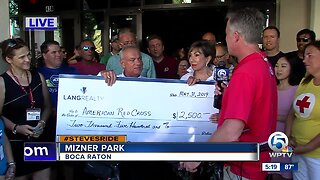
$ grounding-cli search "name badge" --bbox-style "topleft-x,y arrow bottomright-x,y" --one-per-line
26,108 -> 41,121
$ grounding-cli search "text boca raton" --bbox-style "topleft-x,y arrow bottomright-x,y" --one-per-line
61,144 -> 124,160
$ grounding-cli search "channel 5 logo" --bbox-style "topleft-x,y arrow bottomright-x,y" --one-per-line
215,68 -> 229,81
268,132 -> 293,158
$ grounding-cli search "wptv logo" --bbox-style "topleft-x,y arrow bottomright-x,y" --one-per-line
268,132 -> 293,158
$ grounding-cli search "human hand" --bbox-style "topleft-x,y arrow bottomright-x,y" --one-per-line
214,82 -> 228,95
294,143 -> 315,154
16,125 -> 34,137
101,70 -> 117,86
5,163 -> 15,180
31,121 -> 45,138
288,136 -> 297,148
209,113 -> 220,123
179,162 -> 201,172
186,76 -> 200,86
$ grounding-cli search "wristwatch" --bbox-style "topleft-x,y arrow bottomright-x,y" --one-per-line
12,124 -> 18,134
8,161 -> 16,166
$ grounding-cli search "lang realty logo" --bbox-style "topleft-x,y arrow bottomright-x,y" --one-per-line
268,132 -> 293,158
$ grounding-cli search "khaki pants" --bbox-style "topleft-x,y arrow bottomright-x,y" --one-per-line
223,166 -> 250,180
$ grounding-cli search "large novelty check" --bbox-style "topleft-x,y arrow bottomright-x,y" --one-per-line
56,75 -> 218,142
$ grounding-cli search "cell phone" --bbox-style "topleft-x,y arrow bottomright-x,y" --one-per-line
32,126 -> 42,133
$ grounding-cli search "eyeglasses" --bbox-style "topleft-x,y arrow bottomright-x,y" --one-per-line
296,37 -> 310,43
82,46 -> 96,51
215,53 -> 226,59
121,41 -> 135,46
179,64 -> 189,68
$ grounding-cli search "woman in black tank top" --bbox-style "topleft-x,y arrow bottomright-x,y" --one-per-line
0,38 -> 51,179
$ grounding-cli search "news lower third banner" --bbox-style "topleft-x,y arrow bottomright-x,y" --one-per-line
56,75 -> 218,142
24,142 -> 259,161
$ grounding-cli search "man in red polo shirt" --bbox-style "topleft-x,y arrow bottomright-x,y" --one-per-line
70,40 -> 106,75
147,34 -> 178,79
182,8 -> 277,180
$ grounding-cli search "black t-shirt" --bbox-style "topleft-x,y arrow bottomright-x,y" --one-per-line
267,51 -> 285,68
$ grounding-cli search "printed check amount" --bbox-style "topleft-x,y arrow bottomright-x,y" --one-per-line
56,75 -> 218,142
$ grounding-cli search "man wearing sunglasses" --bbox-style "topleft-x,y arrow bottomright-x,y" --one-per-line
286,28 -> 316,83
70,40 -> 106,75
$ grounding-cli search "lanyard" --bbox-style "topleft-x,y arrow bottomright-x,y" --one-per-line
10,69 -> 35,108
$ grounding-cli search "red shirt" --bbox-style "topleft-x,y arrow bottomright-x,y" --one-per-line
218,52 -> 277,180
70,61 -> 106,75
154,56 -> 178,79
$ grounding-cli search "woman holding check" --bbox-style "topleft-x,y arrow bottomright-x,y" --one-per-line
180,40 -> 215,85
0,38 -> 51,180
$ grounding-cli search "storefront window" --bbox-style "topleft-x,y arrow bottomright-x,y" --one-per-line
82,12 -> 104,53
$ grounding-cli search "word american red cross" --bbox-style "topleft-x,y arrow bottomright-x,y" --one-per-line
296,96 -> 311,113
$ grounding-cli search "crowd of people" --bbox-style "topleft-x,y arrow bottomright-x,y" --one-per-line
0,6 -> 319,180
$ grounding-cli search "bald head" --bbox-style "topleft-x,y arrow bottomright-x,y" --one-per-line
120,46 -> 143,77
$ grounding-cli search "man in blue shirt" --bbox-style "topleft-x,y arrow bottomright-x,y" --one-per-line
38,40 -> 79,179
38,40 -> 79,108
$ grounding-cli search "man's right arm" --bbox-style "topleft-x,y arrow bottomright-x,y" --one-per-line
181,118 -> 244,172
209,119 -> 245,142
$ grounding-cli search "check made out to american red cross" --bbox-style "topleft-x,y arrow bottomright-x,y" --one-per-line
56,74 -> 219,142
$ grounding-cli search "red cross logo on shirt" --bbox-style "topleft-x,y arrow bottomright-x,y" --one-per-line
296,96 -> 311,113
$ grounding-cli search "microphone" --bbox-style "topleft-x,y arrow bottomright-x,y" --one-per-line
213,60 -> 229,109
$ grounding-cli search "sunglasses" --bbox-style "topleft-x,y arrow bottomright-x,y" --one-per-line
82,46 -> 96,51
3,38 -> 25,54
296,37 -> 310,43
5,38 -> 23,49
